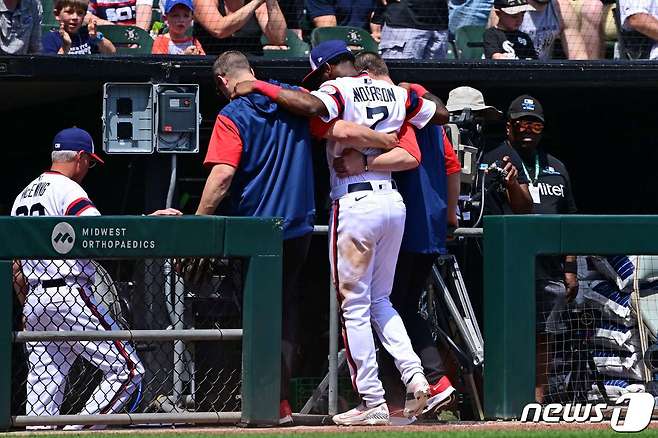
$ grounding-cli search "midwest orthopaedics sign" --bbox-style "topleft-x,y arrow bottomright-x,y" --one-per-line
521,393 -> 654,432
81,226 -> 157,250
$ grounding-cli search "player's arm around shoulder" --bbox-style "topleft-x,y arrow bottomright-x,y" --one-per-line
232,80 -> 329,118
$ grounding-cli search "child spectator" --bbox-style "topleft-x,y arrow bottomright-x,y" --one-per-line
484,0 -> 537,59
42,0 -> 116,54
152,0 -> 205,54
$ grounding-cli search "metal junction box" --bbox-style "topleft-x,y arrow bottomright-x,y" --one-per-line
103,82 -> 200,154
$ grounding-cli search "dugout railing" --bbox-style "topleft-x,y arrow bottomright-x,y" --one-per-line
0,216 -> 282,430
484,215 -> 658,420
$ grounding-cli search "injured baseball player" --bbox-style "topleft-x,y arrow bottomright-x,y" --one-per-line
233,40 -> 448,426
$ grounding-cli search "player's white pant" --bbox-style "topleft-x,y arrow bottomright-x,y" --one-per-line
24,284 -> 144,421
330,187 -> 424,407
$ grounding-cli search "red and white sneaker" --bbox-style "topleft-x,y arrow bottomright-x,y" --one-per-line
279,399 -> 293,426
422,376 -> 456,415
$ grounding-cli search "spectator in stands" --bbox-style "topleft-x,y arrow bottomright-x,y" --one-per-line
575,0 -> 612,59
43,0 -> 116,54
0,0 -> 42,54
193,0 -> 287,56
483,0 -> 537,59
503,95 -> 577,402
489,0 -> 588,59
152,0 -> 205,54
619,0 -> 658,60
86,0 -> 153,30
306,0 -> 377,30
378,0 -> 451,60
449,0 -> 493,35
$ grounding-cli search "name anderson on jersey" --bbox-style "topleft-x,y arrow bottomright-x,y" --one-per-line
353,86 -> 396,103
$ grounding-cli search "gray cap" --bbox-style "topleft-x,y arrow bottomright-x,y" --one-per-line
446,86 -> 503,120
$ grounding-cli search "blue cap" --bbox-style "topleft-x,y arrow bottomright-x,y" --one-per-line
53,127 -> 104,164
302,40 -> 354,88
165,0 -> 193,13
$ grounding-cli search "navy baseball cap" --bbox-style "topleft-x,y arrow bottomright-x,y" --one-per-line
508,94 -> 544,122
165,0 -> 193,13
302,40 -> 354,89
53,127 -> 104,164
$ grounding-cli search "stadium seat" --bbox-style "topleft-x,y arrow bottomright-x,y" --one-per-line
454,25 -> 485,60
40,0 -> 58,26
97,25 -> 154,54
261,29 -> 310,58
310,26 -> 378,53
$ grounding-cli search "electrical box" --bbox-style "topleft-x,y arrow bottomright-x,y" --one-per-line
103,83 -> 155,154
155,84 -> 200,153
103,82 -> 200,154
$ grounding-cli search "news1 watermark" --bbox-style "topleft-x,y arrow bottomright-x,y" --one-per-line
521,393 -> 654,432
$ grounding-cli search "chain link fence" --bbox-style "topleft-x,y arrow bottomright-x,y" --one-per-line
11,256 -> 248,428
537,255 -> 658,406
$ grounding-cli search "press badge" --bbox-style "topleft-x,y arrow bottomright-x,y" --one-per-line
529,184 -> 541,204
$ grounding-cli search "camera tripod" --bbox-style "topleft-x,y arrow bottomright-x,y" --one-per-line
300,233 -> 485,420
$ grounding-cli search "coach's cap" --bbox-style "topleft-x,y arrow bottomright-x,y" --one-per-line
446,86 -> 502,120
508,94 -> 544,122
165,0 -> 193,14
53,127 -> 104,164
302,40 -> 354,89
494,0 -> 535,14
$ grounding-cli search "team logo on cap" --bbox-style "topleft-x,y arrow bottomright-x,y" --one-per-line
52,222 -> 75,254
54,143 -> 61,149
522,98 -> 535,111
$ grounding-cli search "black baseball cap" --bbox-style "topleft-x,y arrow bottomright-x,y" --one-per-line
508,95 -> 544,122
494,0 -> 535,14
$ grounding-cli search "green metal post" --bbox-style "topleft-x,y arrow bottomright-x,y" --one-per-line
0,261 -> 12,430
483,216 -> 561,419
224,218 -> 283,426
240,255 -> 282,426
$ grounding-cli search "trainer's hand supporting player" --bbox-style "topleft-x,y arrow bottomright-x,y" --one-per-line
148,208 -> 183,216
333,148 -> 366,177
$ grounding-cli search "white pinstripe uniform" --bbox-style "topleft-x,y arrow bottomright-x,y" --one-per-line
311,73 -> 437,408
12,171 -> 144,428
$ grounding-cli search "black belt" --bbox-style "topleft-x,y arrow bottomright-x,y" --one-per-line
41,278 -> 67,289
347,181 -> 397,193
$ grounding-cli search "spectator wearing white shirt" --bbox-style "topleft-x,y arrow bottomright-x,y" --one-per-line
619,0 -> 658,59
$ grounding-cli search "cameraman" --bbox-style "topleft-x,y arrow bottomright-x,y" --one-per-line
447,87 -> 533,216
504,95 -> 577,402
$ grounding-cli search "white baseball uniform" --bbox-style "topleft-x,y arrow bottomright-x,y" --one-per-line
311,74 -> 436,407
12,171 -> 144,425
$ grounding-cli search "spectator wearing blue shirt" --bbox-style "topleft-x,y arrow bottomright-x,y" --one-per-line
42,0 -> 115,54
448,0 -> 493,35
306,0 -> 378,30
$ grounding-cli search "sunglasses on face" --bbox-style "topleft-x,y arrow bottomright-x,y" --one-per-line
514,120 -> 544,134
79,152 -> 97,168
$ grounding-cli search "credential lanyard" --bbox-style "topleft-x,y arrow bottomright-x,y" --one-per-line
521,154 -> 540,185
